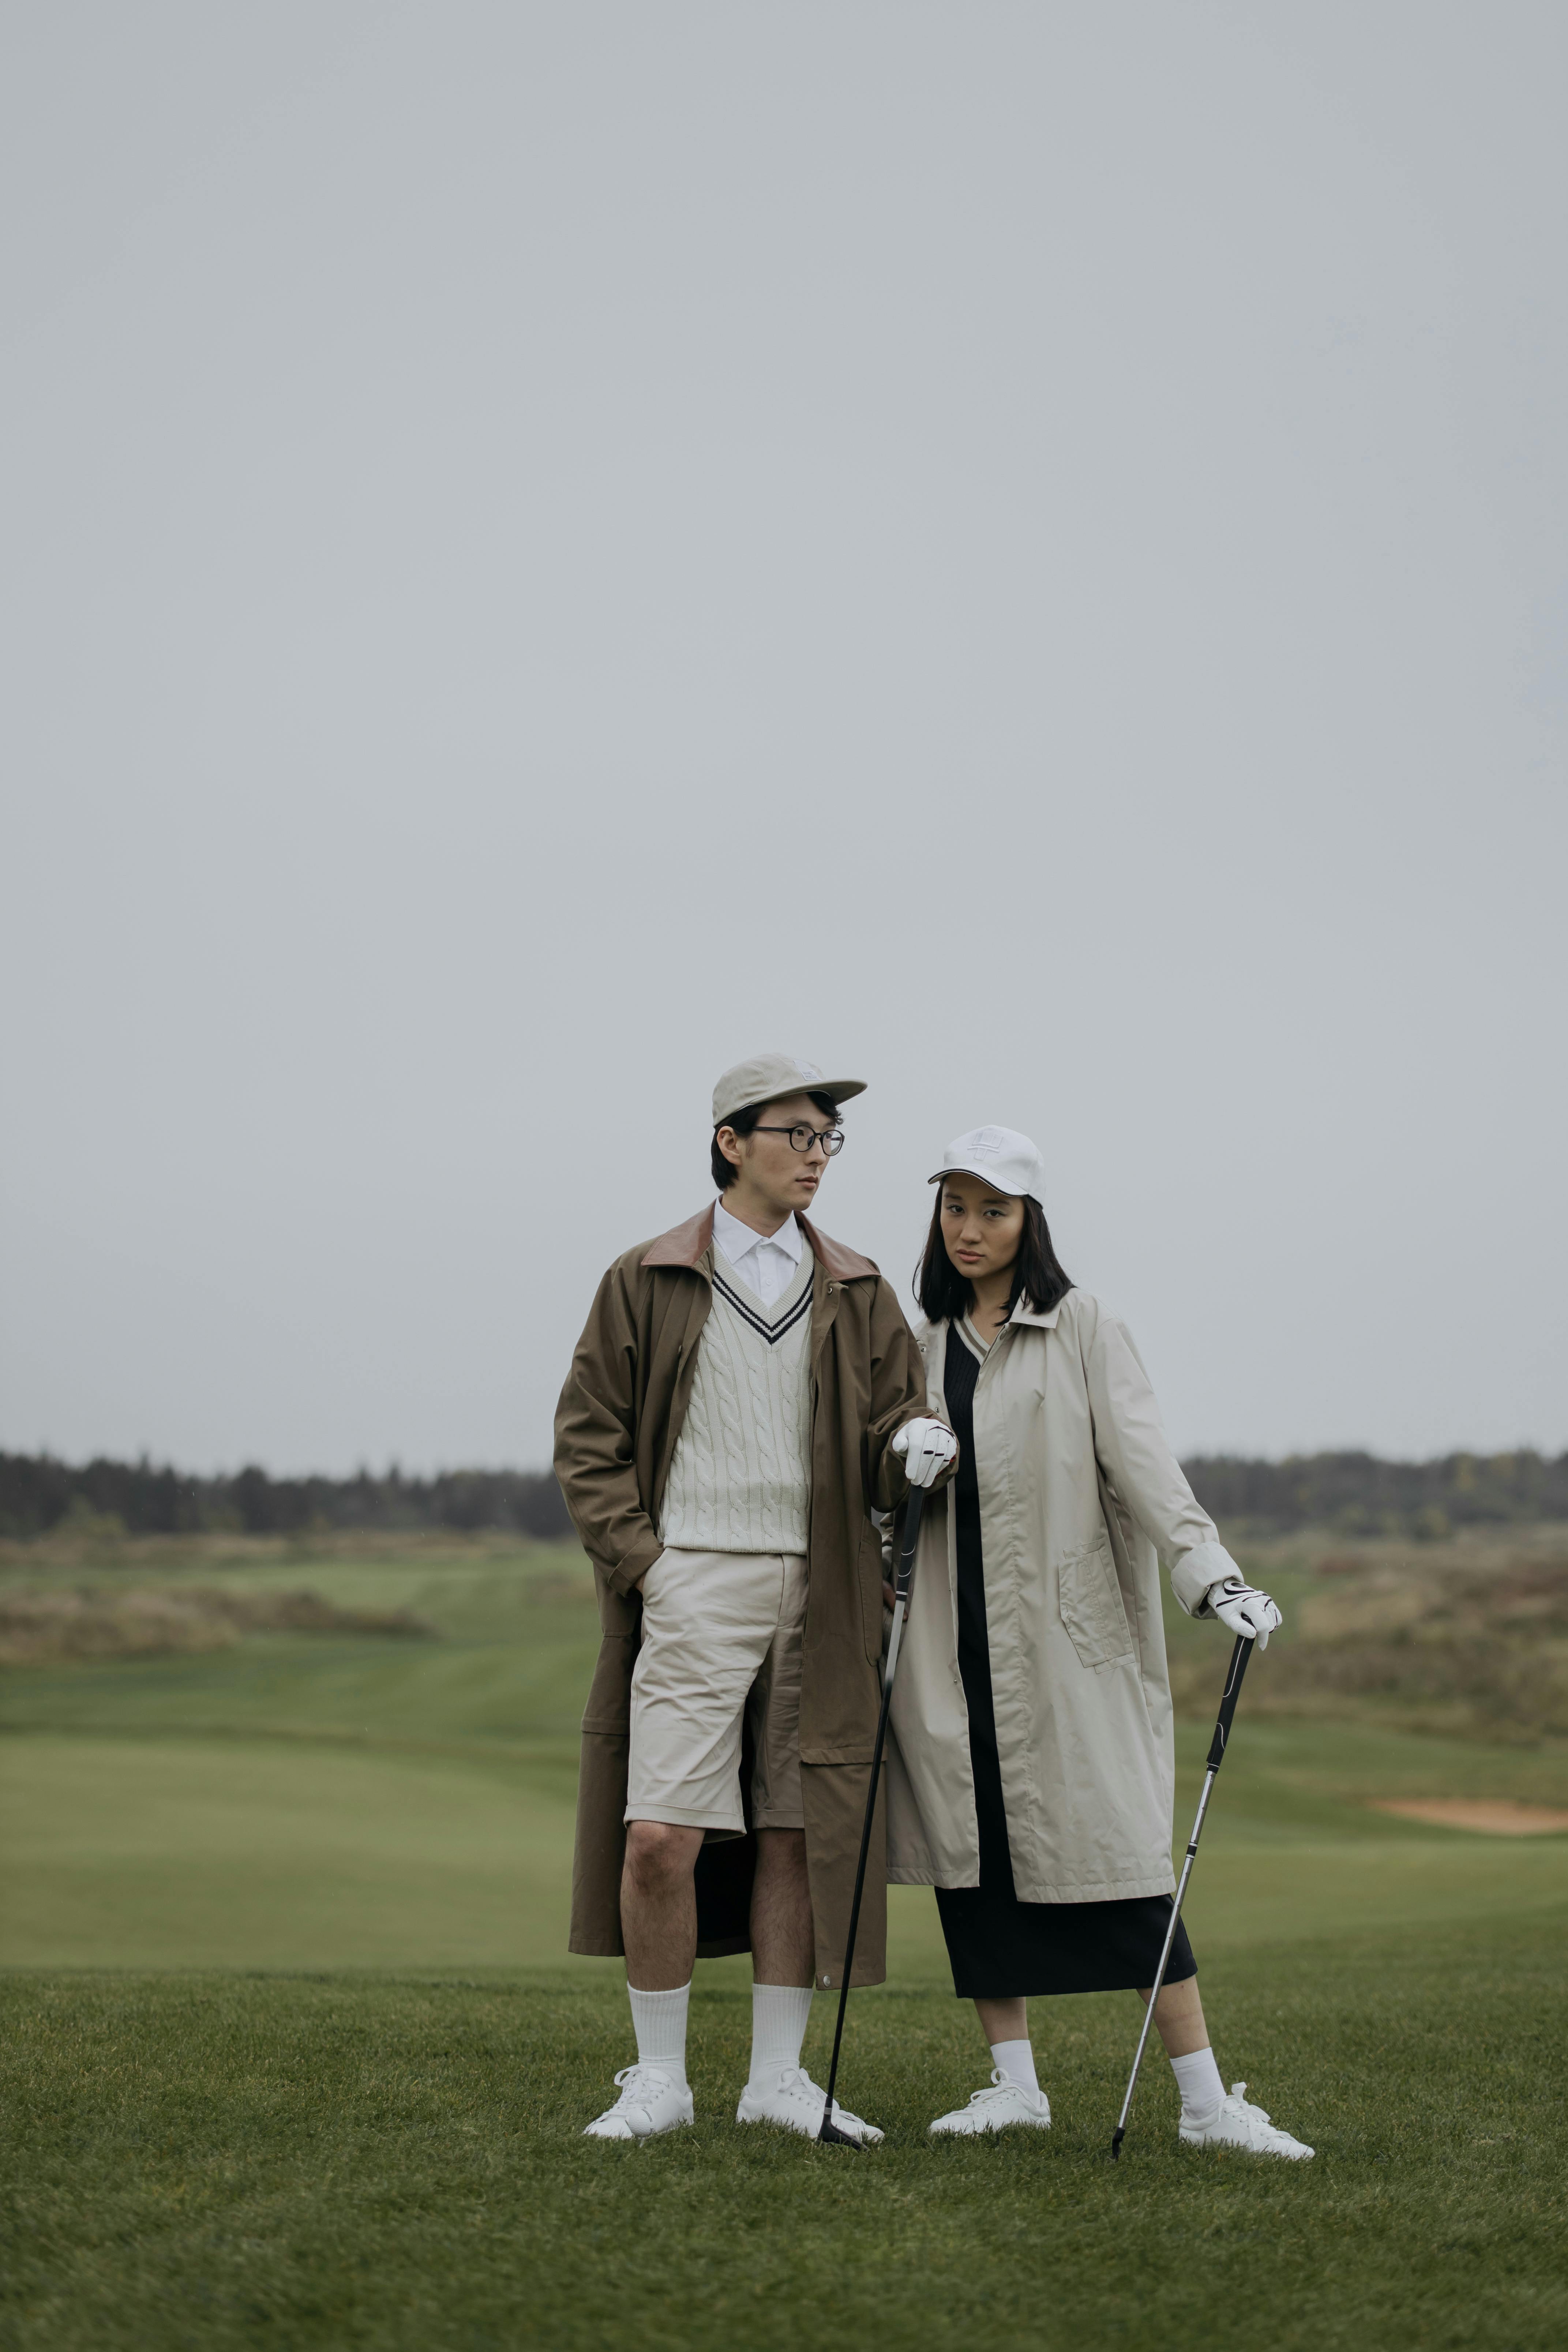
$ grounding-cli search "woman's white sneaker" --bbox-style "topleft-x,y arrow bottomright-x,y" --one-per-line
736,2064 -> 884,2144
930,2071 -> 1053,2136
1180,2081 -> 1313,2160
582,2064 -> 694,2141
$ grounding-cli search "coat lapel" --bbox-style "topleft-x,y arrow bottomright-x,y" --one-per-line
641,1204 -> 715,1269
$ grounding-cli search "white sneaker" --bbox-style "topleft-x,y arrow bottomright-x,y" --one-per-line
735,2064 -> 885,2145
929,2070 -> 1053,2137
1181,2081 -> 1314,2160
582,2064 -> 694,2141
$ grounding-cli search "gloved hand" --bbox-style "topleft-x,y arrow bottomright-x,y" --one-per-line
890,1416 -> 959,1489
1204,1573 -> 1282,1649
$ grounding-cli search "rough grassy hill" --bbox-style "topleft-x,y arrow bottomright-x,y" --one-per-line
1170,1527 -> 1568,1742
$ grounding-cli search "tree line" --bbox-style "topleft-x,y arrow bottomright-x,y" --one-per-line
1184,1448 -> 1568,1539
2,1445 -> 1565,1544
0,1454 -> 572,1542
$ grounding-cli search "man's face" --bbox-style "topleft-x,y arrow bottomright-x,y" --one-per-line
719,1092 -> 839,1221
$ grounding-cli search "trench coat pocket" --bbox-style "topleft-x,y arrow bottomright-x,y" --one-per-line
581,1633 -> 636,1733
1057,1539 -> 1136,1670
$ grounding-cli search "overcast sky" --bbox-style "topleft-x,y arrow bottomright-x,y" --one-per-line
3,1 -> 1564,1477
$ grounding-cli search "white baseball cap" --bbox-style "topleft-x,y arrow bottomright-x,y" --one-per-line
712,1053 -> 867,1128
928,1124 -> 1044,1200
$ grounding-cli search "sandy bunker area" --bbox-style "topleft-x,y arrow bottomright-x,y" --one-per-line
1367,1799 -> 1568,1835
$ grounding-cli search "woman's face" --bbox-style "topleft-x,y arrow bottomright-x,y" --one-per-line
940,1175 -> 1025,1285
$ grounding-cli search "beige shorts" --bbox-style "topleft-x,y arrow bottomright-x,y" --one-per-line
625,1546 -> 807,1834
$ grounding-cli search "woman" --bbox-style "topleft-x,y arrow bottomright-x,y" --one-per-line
885,1125 -> 1312,2158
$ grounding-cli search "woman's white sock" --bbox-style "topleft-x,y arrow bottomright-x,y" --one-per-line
749,1984 -> 814,2089
990,2037 -> 1040,2096
1170,2045 -> 1225,2120
627,1982 -> 690,2086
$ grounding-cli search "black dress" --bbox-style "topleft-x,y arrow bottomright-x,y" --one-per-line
933,1319 -> 1197,2000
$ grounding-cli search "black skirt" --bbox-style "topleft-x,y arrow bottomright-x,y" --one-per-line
934,1320 -> 1197,2001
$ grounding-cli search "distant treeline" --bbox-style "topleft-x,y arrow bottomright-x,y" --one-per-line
1188,1449 -> 1568,1538
0,1454 -> 573,1543
3,1446 -> 1566,1545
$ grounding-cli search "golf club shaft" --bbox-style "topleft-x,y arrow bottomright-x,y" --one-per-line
819,1486 -> 925,2134
1110,1633 -> 1253,2158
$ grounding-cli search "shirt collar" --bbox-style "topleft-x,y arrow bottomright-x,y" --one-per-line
713,1196 -> 802,1265
1009,1293 -> 1067,1329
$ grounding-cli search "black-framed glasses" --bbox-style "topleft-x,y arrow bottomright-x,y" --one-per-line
753,1124 -> 845,1156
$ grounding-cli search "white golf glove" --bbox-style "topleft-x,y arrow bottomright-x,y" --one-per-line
1204,1573 -> 1282,1650
890,1416 -> 959,1489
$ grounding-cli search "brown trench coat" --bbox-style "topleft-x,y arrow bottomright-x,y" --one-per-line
553,1203 -> 929,1988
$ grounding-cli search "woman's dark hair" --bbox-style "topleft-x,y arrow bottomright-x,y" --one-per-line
915,1187 -> 1073,1323
711,1092 -> 843,1192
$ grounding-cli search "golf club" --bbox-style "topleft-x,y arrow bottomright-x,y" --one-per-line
1110,1631 -> 1255,2160
817,1483 -> 926,2146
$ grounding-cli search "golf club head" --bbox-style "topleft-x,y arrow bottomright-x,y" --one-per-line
818,2113 -> 863,2148
1110,2126 -> 1126,2161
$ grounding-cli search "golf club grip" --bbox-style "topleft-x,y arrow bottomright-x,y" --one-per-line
1204,1634 -> 1254,1771
894,1485 -> 924,1602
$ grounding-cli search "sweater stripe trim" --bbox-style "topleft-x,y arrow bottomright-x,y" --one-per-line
711,1270 -> 814,1346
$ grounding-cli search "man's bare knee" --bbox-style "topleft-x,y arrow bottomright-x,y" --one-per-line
624,1821 -> 702,1892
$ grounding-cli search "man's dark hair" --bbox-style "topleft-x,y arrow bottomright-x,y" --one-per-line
711,1092 -> 843,1192
915,1189 -> 1073,1323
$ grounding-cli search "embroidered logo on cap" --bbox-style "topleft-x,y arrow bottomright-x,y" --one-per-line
965,1127 -> 1008,1158
794,1059 -> 823,1080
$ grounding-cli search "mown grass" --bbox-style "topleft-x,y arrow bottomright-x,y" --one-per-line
7,1719 -> 1568,1974
3,1535 -> 1567,2348
4,1924 -> 1566,2352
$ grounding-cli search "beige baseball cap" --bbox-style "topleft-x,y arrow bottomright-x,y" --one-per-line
712,1053 -> 867,1128
928,1124 -> 1044,1198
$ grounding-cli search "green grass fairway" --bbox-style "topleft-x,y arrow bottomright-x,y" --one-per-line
4,1928 -> 1566,2352
6,1539 -> 1567,1976
3,1537 -> 1568,2347
0,1735 -> 589,1970
7,1721 -> 1568,1976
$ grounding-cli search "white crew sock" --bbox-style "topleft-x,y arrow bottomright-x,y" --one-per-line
1170,2045 -> 1225,2121
627,1982 -> 690,2086
748,1984 -> 814,2090
990,2038 -> 1040,2096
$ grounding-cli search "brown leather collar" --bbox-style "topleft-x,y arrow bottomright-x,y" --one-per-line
800,1213 -> 878,1281
641,1205 -> 714,1269
641,1204 -> 877,1282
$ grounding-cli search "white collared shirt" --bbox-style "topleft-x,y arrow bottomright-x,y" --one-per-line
712,1195 -> 804,1308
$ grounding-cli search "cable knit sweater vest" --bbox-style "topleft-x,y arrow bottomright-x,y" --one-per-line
658,1242 -> 815,1553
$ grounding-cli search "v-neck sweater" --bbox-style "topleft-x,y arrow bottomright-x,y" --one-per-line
657,1241 -> 815,1553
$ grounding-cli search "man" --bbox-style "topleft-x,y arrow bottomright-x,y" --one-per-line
555,1053 -> 957,2143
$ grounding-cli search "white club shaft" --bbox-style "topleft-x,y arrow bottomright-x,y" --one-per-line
1113,1767 -> 1217,2141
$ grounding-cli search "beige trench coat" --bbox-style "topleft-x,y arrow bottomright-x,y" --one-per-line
554,1204 -> 929,1988
885,1289 -> 1238,1904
